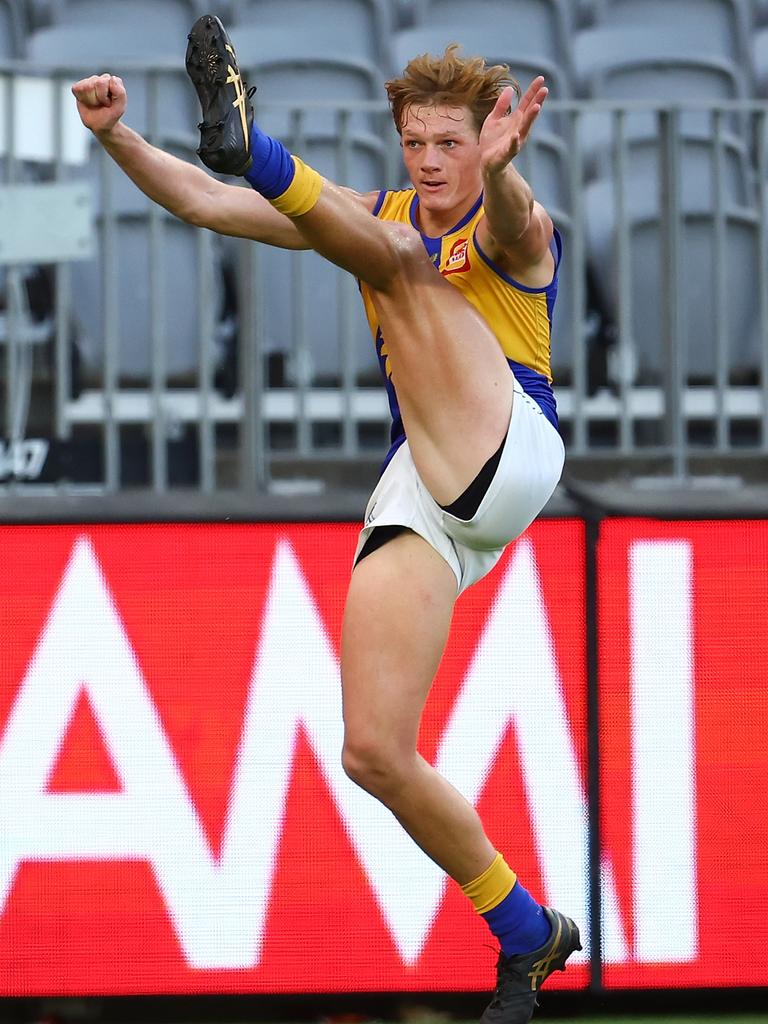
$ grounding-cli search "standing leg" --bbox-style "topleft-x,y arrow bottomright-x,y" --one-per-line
341,529 -> 496,882
342,530 -> 552,956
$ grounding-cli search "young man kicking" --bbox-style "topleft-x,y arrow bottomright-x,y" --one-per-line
72,15 -> 580,1021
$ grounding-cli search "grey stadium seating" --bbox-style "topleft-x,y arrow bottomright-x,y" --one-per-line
391,22 -> 571,101
67,139 -> 227,383
573,25 -> 748,105
573,24 -> 750,182
21,8 -> 222,383
588,0 -> 750,64
26,21 -> 198,146
751,26 -> 768,95
228,24 -> 382,138
38,0 -> 209,29
9,0 -> 764,416
250,133 -> 387,385
584,176 -> 762,385
231,0 -> 394,69
0,0 -> 28,56
410,0 -> 573,71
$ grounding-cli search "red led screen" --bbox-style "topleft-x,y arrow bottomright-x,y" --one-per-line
0,521 -> 587,995
0,518 -> 766,995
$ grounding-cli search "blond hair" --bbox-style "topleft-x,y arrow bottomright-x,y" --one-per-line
385,44 -> 520,135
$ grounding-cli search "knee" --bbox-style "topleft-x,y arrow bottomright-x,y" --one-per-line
341,734 -> 410,801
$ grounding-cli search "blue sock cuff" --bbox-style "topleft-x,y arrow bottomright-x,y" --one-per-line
243,125 -> 295,199
482,881 -> 551,958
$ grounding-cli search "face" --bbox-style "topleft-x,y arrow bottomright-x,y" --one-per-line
400,104 -> 482,222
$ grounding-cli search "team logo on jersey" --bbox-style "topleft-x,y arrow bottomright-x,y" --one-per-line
442,237 -> 470,275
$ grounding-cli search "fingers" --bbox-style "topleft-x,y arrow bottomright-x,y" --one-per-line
522,96 -> 545,132
519,76 -> 546,105
515,79 -> 547,145
108,75 -> 126,103
488,85 -> 515,120
517,77 -> 547,115
71,73 -> 121,108
491,78 -> 547,130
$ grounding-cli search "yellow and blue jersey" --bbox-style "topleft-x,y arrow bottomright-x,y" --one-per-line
360,188 -> 561,467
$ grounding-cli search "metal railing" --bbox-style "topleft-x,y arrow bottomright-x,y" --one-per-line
1,64 -> 767,492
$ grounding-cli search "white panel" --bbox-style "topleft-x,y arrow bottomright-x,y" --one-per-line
630,539 -> 698,961
0,76 -> 90,164
0,183 -> 93,264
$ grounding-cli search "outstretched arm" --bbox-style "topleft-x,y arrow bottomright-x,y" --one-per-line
475,79 -> 554,278
72,73 -> 311,248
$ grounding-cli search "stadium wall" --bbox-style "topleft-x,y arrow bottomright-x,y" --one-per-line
0,507 -> 766,998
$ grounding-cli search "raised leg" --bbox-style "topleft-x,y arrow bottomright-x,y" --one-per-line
186,16 -> 516,506
294,188 -> 515,505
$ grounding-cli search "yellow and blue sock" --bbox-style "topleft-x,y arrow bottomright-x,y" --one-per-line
244,124 -> 322,216
461,853 -> 551,957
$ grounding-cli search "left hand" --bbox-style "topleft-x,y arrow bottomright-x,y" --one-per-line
479,78 -> 548,175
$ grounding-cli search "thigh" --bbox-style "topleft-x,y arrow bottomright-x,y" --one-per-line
341,530 -> 457,753
370,258 -> 515,508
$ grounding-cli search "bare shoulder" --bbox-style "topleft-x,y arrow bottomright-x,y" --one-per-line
478,200 -> 555,288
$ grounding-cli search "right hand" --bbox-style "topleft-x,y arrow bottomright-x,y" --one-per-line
71,73 -> 126,134
479,78 -> 547,177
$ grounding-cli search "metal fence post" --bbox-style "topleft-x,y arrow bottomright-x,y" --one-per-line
659,107 -> 687,480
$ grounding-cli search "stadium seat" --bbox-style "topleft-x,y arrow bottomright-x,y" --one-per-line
229,24 -> 382,137
584,176 -> 762,384
41,0 -> 208,30
751,27 -> 768,96
589,0 -> 750,64
257,245 -> 382,387
573,25 -> 749,179
391,23 -> 571,101
71,218 -> 226,385
573,26 -> 748,102
231,0 -> 394,68
26,23 -> 198,148
514,129 -> 571,215
410,0 -> 573,71
67,139 -> 227,383
251,133 -> 386,384
0,0 -> 28,57
581,124 -> 754,207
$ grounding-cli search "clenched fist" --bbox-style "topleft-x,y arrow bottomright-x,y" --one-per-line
71,73 -> 127,134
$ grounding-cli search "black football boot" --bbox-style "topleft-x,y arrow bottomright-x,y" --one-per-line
185,14 -> 254,175
481,908 -> 582,1024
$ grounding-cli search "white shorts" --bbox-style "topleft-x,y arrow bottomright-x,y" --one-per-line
353,379 -> 565,594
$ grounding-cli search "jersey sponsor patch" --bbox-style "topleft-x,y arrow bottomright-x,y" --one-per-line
443,237 -> 470,275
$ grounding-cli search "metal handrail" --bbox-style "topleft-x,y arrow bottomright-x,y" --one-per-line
0,68 -> 765,491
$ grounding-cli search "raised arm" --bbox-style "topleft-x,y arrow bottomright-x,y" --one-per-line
475,79 -> 554,283
71,73 -> 310,249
